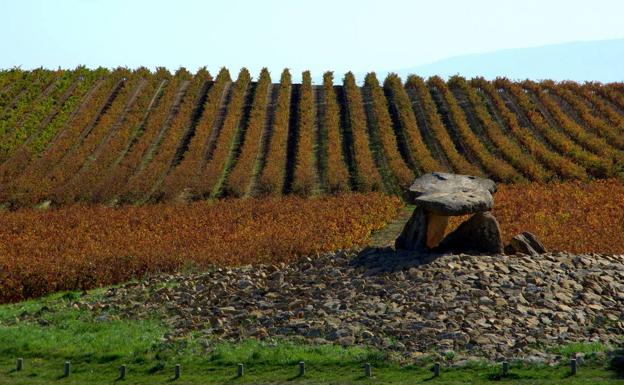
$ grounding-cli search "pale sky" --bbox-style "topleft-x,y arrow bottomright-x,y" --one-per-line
1,0 -> 623,80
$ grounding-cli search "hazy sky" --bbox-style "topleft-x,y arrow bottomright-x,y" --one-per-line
1,0 -> 623,79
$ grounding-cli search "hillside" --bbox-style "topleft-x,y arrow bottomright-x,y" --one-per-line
392,39 -> 624,82
1,67 -> 624,207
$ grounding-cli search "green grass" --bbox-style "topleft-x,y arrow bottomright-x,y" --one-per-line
369,205 -> 415,247
549,341 -> 611,358
0,291 -> 623,384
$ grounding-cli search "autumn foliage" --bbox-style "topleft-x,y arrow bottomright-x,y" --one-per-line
92,69 -> 185,203
596,83 -> 624,114
120,69 -> 205,203
342,72 -> 383,191
0,69 -> 72,162
6,72 -> 120,206
363,72 -> 414,189
545,81 -> 624,151
450,76 -> 550,182
47,68 -> 138,204
0,68 -> 103,190
498,78 -> 610,178
430,75 -> 522,183
405,75 -> 481,176
0,68 -> 60,161
572,83 -> 624,135
257,69 -> 292,195
68,69 -> 170,203
493,179 -> 624,254
523,80 -> 621,169
0,193 -> 402,303
321,72 -> 350,193
161,68 -> 232,200
1,68 -> 624,206
224,68 -> 271,197
382,73 -> 442,174
200,68 -> 251,198
473,77 -> 587,180
291,71 -> 319,195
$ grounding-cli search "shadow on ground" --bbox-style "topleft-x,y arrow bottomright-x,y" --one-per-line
349,246 -> 449,274
611,349 -> 624,378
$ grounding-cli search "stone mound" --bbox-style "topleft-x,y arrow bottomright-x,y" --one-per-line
61,249 -> 624,362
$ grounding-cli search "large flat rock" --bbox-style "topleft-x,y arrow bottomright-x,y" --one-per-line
408,172 -> 496,215
409,172 -> 496,197
414,189 -> 493,216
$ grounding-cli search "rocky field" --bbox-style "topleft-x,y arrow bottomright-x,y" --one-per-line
43,248 -> 624,364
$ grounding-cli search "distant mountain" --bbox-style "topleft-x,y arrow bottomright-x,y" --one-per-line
386,39 -> 624,83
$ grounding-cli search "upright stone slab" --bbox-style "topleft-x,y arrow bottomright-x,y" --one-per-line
426,213 -> 448,248
395,207 -> 428,251
434,212 -> 503,254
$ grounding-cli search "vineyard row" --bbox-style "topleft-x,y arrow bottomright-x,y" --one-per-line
0,67 -> 623,207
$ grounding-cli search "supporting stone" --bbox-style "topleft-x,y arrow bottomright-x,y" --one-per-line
394,207 -> 428,251
426,212 -> 448,248
435,212 -> 503,254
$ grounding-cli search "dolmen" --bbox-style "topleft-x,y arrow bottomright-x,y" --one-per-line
395,172 -> 503,254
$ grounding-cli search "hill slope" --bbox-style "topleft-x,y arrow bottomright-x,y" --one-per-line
0,67 -> 623,207
393,39 -> 624,82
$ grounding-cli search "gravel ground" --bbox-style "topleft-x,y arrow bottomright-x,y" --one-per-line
68,248 -> 624,362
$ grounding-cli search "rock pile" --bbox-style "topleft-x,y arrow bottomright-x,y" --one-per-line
506,231 -> 548,256
68,249 -> 624,361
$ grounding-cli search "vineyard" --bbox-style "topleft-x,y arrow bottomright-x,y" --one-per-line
0,193 -> 402,303
2,65 -> 624,383
0,67 -> 623,207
